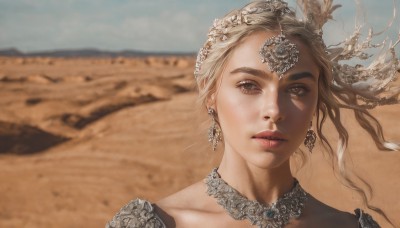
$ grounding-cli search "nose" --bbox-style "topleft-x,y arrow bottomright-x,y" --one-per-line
261,90 -> 284,123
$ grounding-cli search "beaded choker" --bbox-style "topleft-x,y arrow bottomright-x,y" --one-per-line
205,168 -> 308,228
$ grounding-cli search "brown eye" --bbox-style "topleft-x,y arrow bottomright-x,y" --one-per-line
288,85 -> 309,97
237,81 -> 261,95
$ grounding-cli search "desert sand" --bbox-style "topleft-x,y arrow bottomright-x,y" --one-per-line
0,56 -> 399,228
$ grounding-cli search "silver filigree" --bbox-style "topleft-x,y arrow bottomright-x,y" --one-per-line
205,168 -> 308,228
106,198 -> 166,228
194,0 -> 294,77
259,33 -> 300,78
297,0 -> 400,108
194,47 -> 209,77
208,108 -> 222,151
195,0 -> 400,108
329,26 -> 400,108
304,128 -> 317,152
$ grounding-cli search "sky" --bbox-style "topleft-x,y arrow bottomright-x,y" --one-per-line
0,0 -> 399,53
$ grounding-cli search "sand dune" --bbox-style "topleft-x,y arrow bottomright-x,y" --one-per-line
0,57 -> 399,227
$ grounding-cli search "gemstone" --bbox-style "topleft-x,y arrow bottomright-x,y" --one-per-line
275,44 -> 286,56
264,209 -> 275,218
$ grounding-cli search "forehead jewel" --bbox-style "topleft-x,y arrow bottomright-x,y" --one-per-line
259,31 -> 300,78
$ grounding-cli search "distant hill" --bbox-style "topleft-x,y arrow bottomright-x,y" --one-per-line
0,48 -> 195,58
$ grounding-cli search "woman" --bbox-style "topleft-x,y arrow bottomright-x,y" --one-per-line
106,0 -> 399,227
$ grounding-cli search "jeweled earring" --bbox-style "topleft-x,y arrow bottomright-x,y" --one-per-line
304,122 -> 316,153
207,108 -> 222,151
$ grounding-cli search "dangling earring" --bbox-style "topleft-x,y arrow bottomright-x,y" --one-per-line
207,108 -> 222,151
304,122 -> 316,153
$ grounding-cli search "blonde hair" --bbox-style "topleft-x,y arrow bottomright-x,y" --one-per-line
195,1 -> 398,226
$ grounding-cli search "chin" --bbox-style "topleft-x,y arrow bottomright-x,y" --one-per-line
246,152 -> 291,170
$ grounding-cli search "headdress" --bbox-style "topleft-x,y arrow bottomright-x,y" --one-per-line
194,0 -> 296,77
194,0 -> 400,108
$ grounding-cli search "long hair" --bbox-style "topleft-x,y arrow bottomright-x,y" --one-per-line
194,1 -> 398,226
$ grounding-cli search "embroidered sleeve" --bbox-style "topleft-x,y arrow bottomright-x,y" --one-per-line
354,209 -> 380,228
106,198 -> 166,228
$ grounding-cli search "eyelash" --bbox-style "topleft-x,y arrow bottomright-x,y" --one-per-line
236,80 -> 261,94
287,85 -> 309,97
236,81 -> 310,97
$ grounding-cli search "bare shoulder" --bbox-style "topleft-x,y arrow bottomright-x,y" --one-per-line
157,181 -> 208,209
301,195 -> 358,228
155,181 -> 222,228
105,181 -> 214,228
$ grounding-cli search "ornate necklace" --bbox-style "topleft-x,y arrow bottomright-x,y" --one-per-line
205,168 -> 308,228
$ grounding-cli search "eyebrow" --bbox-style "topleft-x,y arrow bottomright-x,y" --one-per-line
230,67 -> 316,82
287,72 -> 316,82
230,67 -> 267,78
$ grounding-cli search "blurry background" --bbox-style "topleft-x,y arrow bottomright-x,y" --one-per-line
0,0 -> 399,227
0,0 -> 399,53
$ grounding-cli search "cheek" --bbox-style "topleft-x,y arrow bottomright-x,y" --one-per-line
282,86 -> 317,118
291,98 -> 316,118
215,84 -> 256,131
290,85 -> 318,115
286,94 -> 318,133
289,104 -> 312,131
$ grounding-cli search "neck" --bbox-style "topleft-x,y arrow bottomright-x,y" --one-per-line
217,151 -> 295,205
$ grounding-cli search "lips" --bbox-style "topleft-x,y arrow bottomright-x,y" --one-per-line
252,131 -> 287,149
252,131 -> 287,141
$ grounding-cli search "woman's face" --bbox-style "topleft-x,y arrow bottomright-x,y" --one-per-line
213,31 -> 319,169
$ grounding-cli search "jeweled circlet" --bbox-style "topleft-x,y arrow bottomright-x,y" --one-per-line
205,168 -> 308,228
194,0 -> 294,77
194,0 -> 400,108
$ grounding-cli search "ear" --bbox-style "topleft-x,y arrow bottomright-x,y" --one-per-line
206,93 -> 217,110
